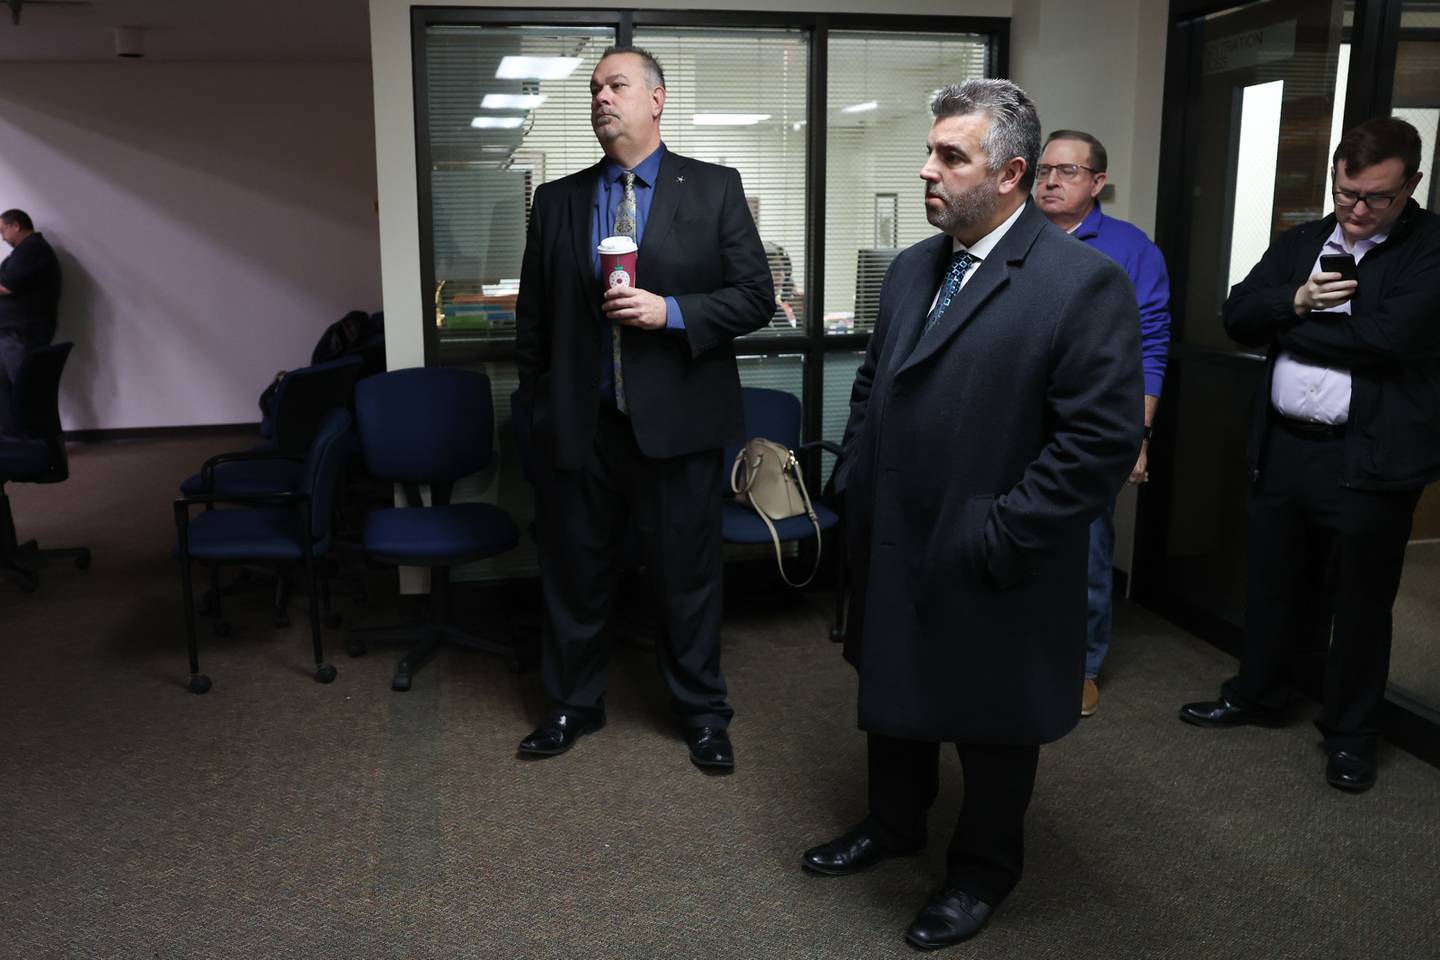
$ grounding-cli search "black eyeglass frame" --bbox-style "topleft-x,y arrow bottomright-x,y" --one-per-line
1330,167 -> 1417,210
1035,162 -> 1102,180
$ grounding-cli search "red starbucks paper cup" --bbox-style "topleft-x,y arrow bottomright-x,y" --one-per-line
598,235 -> 639,290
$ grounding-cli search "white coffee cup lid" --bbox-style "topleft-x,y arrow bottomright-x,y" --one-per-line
597,235 -> 638,255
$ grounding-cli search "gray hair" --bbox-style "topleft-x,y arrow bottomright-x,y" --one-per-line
931,79 -> 1041,191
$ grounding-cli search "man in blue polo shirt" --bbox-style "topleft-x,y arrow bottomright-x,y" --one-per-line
1036,130 -> 1171,717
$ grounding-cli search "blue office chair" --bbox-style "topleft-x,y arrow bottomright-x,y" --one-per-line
181,355 -> 363,498
1,342 -> 91,593
173,407 -> 354,694
180,355 -> 364,630
348,367 -> 520,691
722,387 -> 847,639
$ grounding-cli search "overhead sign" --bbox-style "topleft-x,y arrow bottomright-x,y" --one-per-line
1203,20 -> 1297,75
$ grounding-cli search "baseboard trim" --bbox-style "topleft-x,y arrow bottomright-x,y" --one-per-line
64,423 -> 262,443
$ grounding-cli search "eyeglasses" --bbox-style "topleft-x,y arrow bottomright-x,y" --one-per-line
1036,163 -> 1099,182
1332,187 -> 1403,210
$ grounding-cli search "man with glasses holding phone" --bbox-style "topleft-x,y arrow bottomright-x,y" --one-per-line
1179,117 -> 1440,793
1036,131 -> 1172,718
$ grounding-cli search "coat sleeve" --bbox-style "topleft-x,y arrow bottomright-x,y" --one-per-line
1222,227 -> 1309,348
672,168 -> 775,357
983,260 -> 1144,589
513,185 -> 551,396
1134,241 -> 1172,398
1275,230 -> 1440,365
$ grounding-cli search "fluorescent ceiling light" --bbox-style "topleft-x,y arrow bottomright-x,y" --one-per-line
495,56 -> 581,80
840,100 -> 879,113
692,113 -> 771,126
482,93 -> 548,110
471,116 -> 525,129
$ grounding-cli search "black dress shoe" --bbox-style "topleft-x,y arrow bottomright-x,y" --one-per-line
686,726 -> 734,771
802,825 -> 918,876
517,711 -> 604,758
1178,697 -> 1279,728
1326,750 -> 1376,793
904,889 -> 993,951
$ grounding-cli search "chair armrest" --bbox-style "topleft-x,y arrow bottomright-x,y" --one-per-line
198,449 -> 301,491
799,440 -> 845,459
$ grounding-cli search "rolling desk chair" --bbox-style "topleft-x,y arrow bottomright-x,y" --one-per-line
0,342 -> 91,593
348,367 -> 520,691
722,387 -> 847,640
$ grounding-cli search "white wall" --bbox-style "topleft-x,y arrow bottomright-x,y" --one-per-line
0,63 -> 382,430
1010,0 -> 1167,233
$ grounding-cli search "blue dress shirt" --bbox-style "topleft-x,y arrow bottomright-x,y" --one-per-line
592,143 -> 684,405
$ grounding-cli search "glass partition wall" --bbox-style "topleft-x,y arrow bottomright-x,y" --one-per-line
1145,0 -> 1440,761
411,9 -> 1006,580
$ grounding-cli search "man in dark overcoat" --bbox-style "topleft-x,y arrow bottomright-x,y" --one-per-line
801,79 -> 1143,950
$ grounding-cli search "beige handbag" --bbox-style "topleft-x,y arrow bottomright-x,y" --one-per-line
730,437 -> 822,588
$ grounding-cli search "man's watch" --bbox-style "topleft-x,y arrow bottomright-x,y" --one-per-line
1142,424 -> 1153,442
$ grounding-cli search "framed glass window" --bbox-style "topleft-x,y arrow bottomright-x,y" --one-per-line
824,31 -> 990,337
632,27 -> 811,339
423,24 -> 616,353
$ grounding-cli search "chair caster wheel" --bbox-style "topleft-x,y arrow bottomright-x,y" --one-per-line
18,575 -> 37,594
189,674 -> 212,694
75,551 -> 92,570
212,620 -> 231,638
346,639 -> 366,657
391,673 -> 411,692
314,663 -> 337,684
325,612 -> 343,629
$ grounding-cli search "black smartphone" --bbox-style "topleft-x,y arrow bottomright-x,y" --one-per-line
1319,253 -> 1358,282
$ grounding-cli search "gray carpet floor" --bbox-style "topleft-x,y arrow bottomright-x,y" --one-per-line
2,436 -> 1438,960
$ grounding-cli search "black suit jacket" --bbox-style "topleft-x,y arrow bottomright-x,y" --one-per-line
837,200 -> 1143,745
515,150 -> 773,469
1223,200 -> 1440,490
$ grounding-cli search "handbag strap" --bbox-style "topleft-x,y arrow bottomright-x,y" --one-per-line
750,451 -> 823,589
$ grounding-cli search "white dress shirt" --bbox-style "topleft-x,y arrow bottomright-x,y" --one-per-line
1269,223 -> 1388,424
928,200 -> 1028,313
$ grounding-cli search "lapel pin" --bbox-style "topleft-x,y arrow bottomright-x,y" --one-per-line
676,176 -> 685,183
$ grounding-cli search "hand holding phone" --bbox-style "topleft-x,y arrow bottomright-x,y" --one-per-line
1319,253 -> 1357,282
1295,253 -> 1359,315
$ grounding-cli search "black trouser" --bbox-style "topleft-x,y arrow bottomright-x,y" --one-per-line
1223,419 -> 1420,753
534,404 -> 731,729
863,732 -> 1040,907
0,329 -> 44,437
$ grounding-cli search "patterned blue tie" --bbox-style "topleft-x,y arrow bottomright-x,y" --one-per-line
611,171 -> 637,413
924,250 -> 975,334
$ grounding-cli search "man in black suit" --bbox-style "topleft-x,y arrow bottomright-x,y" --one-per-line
0,209 -> 62,437
513,46 -> 773,770
801,79 -> 1141,949
1180,117 -> 1440,793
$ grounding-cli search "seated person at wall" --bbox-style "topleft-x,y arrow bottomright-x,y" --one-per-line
1179,117 -> 1440,794
0,209 -> 62,438
748,195 -> 799,328
1035,129 -> 1172,717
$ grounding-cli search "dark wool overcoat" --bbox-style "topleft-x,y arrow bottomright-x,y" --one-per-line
837,200 -> 1144,745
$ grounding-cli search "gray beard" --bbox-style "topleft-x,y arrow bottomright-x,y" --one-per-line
927,177 -> 1002,235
